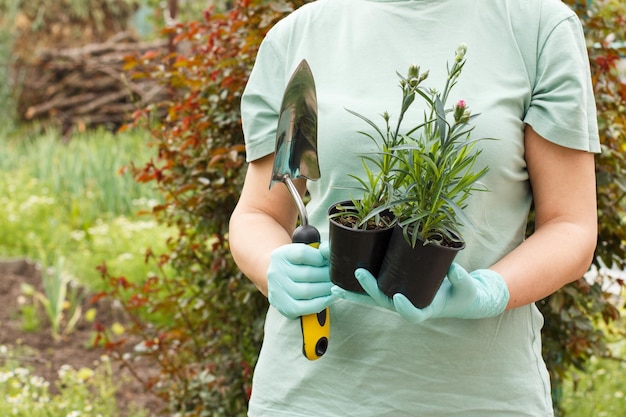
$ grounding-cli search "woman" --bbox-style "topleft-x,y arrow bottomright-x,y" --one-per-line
229,0 -> 599,415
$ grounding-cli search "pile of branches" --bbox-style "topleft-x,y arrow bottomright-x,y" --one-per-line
22,31 -> 168,131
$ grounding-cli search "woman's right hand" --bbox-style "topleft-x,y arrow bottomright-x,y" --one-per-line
267,241 -> 335,319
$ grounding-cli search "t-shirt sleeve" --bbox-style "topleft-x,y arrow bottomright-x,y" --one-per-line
524,14 -> 600,153
240,35 -> 286,162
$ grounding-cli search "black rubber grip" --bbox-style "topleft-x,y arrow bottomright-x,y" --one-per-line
292,224 -> 321,245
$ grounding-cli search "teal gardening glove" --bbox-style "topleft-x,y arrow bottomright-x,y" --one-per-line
332,263 -> 510,323
267,241 -> 334,320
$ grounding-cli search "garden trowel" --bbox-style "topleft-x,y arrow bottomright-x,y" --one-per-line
270,59 -> 329,361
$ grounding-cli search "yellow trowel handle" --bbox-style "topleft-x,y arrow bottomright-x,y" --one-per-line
292,224 -> 330,361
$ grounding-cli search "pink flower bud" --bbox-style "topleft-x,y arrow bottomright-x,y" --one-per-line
454,100 -> 470,123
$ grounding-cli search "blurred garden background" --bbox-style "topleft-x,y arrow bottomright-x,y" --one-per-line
0,0 -> 625,416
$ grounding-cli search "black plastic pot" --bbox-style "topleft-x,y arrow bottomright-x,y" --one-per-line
377,225 -> 465,308
328,201 -> 394,293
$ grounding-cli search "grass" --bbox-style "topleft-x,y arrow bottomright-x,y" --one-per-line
0,124 -> 173,290
561,339 -> 626,416
0,124 -> 170,415
0,126 -> 159,222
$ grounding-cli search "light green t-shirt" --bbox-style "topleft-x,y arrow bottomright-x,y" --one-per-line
240,0 -> 599,415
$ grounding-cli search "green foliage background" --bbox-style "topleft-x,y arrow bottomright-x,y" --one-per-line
0,1 -> 18,129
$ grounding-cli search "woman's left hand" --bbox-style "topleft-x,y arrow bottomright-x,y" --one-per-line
331,263 -> 510,323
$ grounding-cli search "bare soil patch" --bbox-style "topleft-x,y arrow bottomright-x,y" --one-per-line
0,259 -> 164,416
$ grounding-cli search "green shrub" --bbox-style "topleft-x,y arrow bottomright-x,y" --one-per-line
538,2 -> 626,414
96,1 -> 310,415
